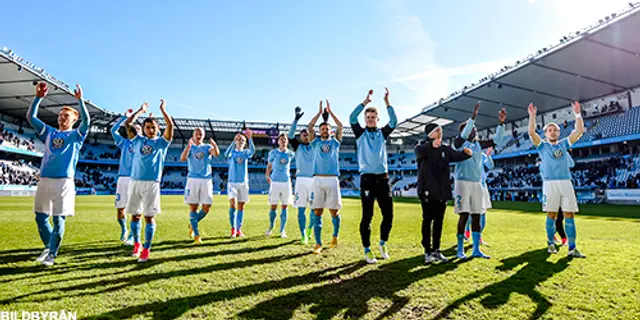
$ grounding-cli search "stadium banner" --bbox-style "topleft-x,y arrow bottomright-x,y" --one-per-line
605,189 -> 640,205
0,145 -> 43,157
0,184 -> 37,196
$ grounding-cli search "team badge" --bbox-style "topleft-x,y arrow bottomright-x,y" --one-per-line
321,144 -> 331,153
128,146 -> 135,154
141,144 -> 153,155
441,152 -> 445,159
279,157 -> 288,165
52,137 -> 65,149
364,190 -> 370,197
195,151 -> 205,160
235,156 -> 244,164
552,149 -> 563,159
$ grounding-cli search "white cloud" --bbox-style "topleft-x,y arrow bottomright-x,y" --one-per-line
365,0 -> 512,121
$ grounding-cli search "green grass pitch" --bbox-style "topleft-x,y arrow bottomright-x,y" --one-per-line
1,195 -> 639,319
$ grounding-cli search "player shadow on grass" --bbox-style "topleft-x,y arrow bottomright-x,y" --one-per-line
433,248 -> 571,320
0,241 -> 298,304
87,261 -> 369,320
239,247 -> 468,320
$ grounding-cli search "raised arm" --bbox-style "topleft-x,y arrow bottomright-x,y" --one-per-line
568,101 -> 584,145
27,83 -> 48,136
74,85 -> 90,136
224,141 -> 236,159
245,129 -> 255,157
527,103 -> 542,147
208,138 -> 220,157
126,102 -> 148,138
308,100 -> 323,142
483,148 -> 495,169
382,88 -> 397,139
110,116 -> 128,146
159,99 -> 174,141
492,108 -> 507,146
180,138 -> 193,162
326,100 -> 343,141
289,106 -> 304,140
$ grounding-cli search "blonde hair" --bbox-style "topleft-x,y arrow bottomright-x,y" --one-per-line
364,107 -> 378,115
60,106 -> 79,118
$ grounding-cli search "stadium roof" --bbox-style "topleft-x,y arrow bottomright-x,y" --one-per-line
393,2 -> 640,141
0,49 -> 355,142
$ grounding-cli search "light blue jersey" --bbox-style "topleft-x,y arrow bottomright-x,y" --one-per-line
454,118 -> 505,182
225,140 -> 255,183
27,97 -> 89,179
537,139 -> 572,181
350,104 -> 397,174
311,137 -> 341,176
288,120 -> 314,178
268,148 -> 294,182
39,126 -> 86,178
187,144 -> 213,179
130,135 -> 172,182
111,117 -> 135,177
481,153 -> 494,187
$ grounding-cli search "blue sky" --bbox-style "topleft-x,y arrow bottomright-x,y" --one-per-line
1,0 -> 631,124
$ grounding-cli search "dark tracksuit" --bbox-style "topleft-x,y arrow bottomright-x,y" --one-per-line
351,104 -> 396,248
415,139 -> 471,253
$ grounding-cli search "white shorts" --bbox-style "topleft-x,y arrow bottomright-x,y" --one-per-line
294,177 -> 314,208
268,181 -> 292,205
228,182 -> 250,203
34,178 -> 75,216
115,177 -> 131,209
542,180 -> 579,213
184,178 -> 213,205
453,180 -> 484,214
482,184 -> 492,212
311,176 -> 342,210
126,180 -> 161,217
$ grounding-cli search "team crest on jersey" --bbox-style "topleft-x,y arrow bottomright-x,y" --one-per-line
321,144 -> 331,153
552,149 -> 563,159
52,137 -> 65,149
235,156 -> 244,164
195,151 -> 205,160
128,146 -> 135,154
141,144 -> 154,155
279,157 -> 288,165
364,190 -> 370,197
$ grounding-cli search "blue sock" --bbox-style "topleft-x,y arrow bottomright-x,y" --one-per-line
228,208 -> 237,230
457,234 -> 465,256
297,207 -> 307,237
364,247 -> 371,254
118,217 -> 127,240
480,214 -> 486,233
48,216 -> 66,257
331,214 -> 341,238
143,222 -> 156,249
465,217 -> 471,233
472,231 -> 482,255
308,211 -> 314,230
269,209 -> 277,230
236,210 -> 244,231
189,211 -> 200,237
313,215 -> 323,245
379,239 -> 386,246
565,217 -> 577,250
197,209 -> 207,222
130,219 -> 141,243
546,217 -> 556,245
35,212 -> 52,248
280,208 -> 288,233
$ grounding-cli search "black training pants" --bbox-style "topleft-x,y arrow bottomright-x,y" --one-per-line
420,197 -> 446,253
360,174 -> 394,248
